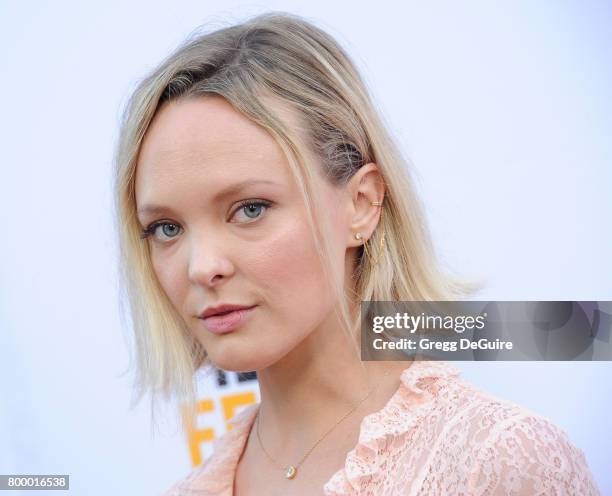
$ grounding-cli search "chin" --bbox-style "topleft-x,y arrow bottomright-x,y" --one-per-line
206,342 -> 286,373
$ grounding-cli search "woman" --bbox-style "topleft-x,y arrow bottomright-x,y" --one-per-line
114,12 -> 600,495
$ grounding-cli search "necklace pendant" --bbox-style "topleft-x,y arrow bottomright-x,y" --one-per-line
285,465 -> 297,479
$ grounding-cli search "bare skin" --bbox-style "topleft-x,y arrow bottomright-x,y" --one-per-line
234,361 -> 411,495
135,95 -> 412,494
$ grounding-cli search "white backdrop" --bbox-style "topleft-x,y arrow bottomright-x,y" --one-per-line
1,1 -> 610,494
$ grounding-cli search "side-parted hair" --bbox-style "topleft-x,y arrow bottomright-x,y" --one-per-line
113,11 -> 479,417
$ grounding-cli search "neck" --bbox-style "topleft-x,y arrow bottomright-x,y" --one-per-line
254,307 -> 411,459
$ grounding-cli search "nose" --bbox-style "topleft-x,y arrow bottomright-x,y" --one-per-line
187,235 -> 235,288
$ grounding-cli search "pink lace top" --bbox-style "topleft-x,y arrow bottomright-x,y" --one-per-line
161,361 -> 600,495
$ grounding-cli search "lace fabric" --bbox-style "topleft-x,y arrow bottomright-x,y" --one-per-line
160,361 -> 601,495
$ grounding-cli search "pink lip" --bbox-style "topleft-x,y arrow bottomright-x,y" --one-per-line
201,306 -> 257,334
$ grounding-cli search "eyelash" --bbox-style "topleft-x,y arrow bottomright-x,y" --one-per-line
139,199 -> 273,241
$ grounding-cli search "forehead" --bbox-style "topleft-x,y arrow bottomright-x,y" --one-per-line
135,96 -> 293,197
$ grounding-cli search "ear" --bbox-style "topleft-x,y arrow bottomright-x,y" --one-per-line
344,163 -> 386,247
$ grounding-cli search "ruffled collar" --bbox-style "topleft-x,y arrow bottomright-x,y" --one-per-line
324,360 -> 461,494
184,360 -> 461,495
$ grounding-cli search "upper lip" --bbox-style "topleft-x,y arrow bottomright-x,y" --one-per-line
199,303 -> 256,319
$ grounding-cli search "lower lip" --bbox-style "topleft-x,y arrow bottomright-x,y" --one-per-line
201,306 -> 257,334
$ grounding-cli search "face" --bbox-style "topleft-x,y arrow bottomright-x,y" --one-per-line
135,96 -> 353,372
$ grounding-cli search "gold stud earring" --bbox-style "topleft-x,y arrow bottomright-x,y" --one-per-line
353,200 -> 386,266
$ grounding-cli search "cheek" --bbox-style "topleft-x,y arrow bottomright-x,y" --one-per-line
250,217 -> 339,326
151,256 -> 186,313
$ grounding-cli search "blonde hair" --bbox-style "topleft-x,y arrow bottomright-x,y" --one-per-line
113,11 -> 479,416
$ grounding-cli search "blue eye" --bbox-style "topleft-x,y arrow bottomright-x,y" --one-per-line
232,200 -> 271,223
140,222 -> 182,241
139,199 -> 272,242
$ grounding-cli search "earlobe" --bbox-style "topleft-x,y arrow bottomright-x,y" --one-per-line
351,199 -> 384,242
351,199 -> 386,266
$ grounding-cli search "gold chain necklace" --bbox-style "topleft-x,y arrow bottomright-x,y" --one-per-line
255,368 -> 392,480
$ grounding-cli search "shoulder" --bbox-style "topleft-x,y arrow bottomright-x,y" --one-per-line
158,440 -> 225,496
438,380 -> 601,495
158,403 -> 259,496
159,465 -> 206,496
467,409 -> 600,495
405,367 -> 600,494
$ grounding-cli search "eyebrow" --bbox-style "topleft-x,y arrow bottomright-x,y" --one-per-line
136,179 -> 282,217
